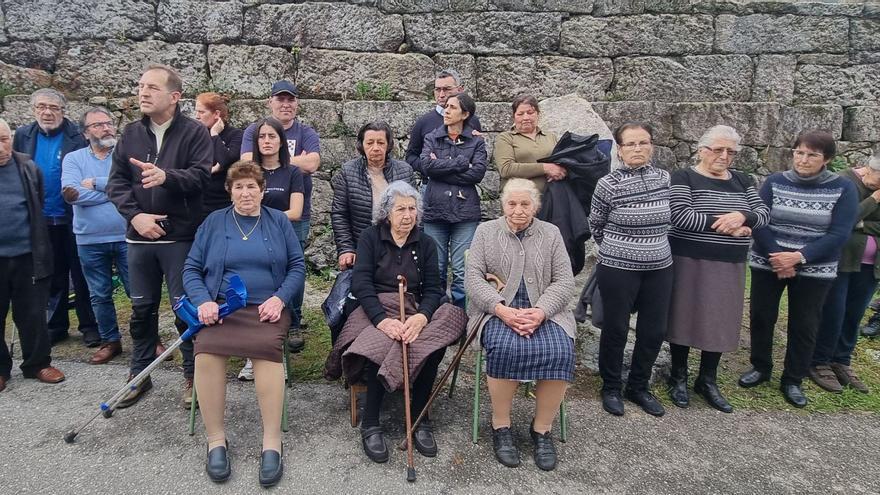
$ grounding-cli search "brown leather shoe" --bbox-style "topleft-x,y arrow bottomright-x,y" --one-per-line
831,363 -> 869,394
182,378 -> 197,409
156,342 -> 172,362
31,366 -> 66,384
0,375 -> 7,392
117,375 -> 153,409
90,342 -> 122,365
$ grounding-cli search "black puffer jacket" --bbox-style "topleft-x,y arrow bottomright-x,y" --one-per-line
331,156 -> 414,256
415,125 -> 487,224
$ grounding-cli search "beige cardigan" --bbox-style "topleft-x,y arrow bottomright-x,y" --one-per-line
465,217 -> 576,339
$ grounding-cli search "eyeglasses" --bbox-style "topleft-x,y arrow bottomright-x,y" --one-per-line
792,149 -> 824,160
620,141 -> 652,149
34,104 -> 63,113
85,121 -> 115,130
704,147 -> 739,156
433,86 -> 458,94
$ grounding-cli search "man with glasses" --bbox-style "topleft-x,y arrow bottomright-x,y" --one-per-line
240,80 -> 319,354
61,107 -> 130,365
107,64 -> 213,409
405,68 -> 482,166
12,89 -> 98,348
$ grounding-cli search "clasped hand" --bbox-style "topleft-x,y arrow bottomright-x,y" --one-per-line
769,251 -> 803,280
376,313 -> 428,344
495,303 -> 545,338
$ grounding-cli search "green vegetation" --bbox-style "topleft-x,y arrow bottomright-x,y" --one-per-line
352,80 -> 394,101
827,155 -> 849,173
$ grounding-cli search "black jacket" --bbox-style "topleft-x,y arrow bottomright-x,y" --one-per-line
202,125 -> 244,214
351,223 -> 444,327
9,152 -> 53,279
331,156 -> 414,257
12,118 -> 88,220
107,106 -> 213,242
415,125 -> 487,224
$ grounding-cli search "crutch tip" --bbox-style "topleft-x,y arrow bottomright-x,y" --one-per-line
406,467 -> 416,482
102,409 -> 113,419
63,431 -> 77,443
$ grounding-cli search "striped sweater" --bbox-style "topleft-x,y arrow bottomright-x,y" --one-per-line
749,170 -> 859,279
589,164 -> 672,271
669,167 -> 770,263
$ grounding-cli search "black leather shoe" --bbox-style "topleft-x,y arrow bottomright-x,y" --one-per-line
694,377 -> 733,413
738,368 -> 771,388
81,329 -> 101,348
206,443 -> 230,483
360,426 -> 389,463
491,427 -> 521,467
287,335 -> 305,353
667,369 -> 689,408
413,419 -> 437,457
601,389 -> 625,416
259,447 -> 283,487
780,384 -> 808,408
530,424 -> 558,471
624,388 -> 665,417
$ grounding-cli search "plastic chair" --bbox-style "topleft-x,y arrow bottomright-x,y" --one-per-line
471,347 -> 568,444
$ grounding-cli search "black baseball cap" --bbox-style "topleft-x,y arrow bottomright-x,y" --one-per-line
271,80 -> 298,97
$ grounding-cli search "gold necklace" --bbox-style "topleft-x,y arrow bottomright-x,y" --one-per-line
232,211 -> 261,240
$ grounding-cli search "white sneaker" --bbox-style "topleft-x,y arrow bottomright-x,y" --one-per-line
237,359 -> 254,381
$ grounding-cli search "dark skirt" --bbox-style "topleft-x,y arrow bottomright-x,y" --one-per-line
194,305 -> 289,362
667,255 -> 745,353
481,279 -> 575,382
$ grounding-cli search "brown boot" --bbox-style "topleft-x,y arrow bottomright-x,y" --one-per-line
182,377 -> 198,409
156,342 -> 172,362
808,365 -> 843,393
830,363 -> 869,394
89,342 -> 122,365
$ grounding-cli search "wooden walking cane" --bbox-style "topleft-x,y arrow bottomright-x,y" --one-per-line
398,275 -> 416,482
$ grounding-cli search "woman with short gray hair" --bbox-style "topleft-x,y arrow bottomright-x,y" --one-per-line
809,152 -> 880,395
665,125 -> 770,413
325,180 -> 466,464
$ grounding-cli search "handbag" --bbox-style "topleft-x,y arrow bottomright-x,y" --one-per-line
322,269 -> 355,342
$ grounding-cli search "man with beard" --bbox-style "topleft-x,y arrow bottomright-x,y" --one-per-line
107,64 -> 213,409
13,88 -> 98,347
61,107 -> 130,365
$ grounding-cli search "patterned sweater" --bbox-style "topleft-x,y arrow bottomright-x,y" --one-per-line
589,164 -> 672,271
669,167 -> 770,263
749,170 -> 858,279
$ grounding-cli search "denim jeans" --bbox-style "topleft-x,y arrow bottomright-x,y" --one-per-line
290,219 -> 310,328
47,223 -> 97,335
812,265 -> 877,367
78,242 -> 130,343
422,221 -> 479,308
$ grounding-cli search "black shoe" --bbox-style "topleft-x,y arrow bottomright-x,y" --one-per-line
259,447 -> 283,488
49,331 -> 70,346
601,389 -> 624,416
206,443 -> 230,483
116,376 -> 152,409
81,329 -> 101,348
530,424 -> 558,471
412,419 -> 437,457
861,313 -> 880,337
360,426 -> 389,463
667,369 -> 689,408
694,377 -> 733,413
738,368 -> 771,388
287,335 -> 305,353
780,384 -> 808,408
624,388 -> 665,417
491,427 -> 521,468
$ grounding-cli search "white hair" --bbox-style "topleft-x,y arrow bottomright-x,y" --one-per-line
501,178 -> 542,211
373,181 -> 422,225
697,125 -> 742,150
29,88 -> 67,108
0,118 -> 10,134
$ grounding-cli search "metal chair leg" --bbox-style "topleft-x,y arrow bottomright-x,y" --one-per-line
559,400 -> 568,443
282,351 -> 290,433
471,349 -> 483,444
447,332 -> 467,398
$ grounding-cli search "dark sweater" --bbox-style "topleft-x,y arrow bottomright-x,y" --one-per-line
669,167 -> 770,263
351,223 -> 444,327
0,157 -> 31,256
202,125 -> 243,214
405,107 -> 482,166
749,170 -> 859,279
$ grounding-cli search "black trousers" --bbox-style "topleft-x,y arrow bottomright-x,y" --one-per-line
749,268 -> 833,386
46,223 -> 97,335
361,347 -> 447,428
597,264 -> 673,392
127,242 -> 194,378
0,254 -> 52,377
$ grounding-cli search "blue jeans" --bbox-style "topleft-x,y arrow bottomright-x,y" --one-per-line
423,221 -> 479,308
812,264 -> 877,366
290,219 -> 310,328
77,242 -> 130,343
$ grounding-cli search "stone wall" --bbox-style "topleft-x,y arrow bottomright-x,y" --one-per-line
1,0 -> 878,267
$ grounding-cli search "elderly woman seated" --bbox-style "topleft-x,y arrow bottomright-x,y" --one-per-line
182,161 -> 305,487
465,178 -> 576,471
325,181 -> 466,464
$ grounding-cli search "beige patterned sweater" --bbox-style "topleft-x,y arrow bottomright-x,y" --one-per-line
465,217 -> 577,339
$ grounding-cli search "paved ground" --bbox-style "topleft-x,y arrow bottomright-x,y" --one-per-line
1,361 -> 878,494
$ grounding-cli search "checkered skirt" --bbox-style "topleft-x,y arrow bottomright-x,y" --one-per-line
481,278 -> 575,382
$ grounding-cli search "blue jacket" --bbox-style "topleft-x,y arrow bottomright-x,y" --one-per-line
183,206 -> 306,306
415,125 -> 487,223
60,147 -> 127,245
